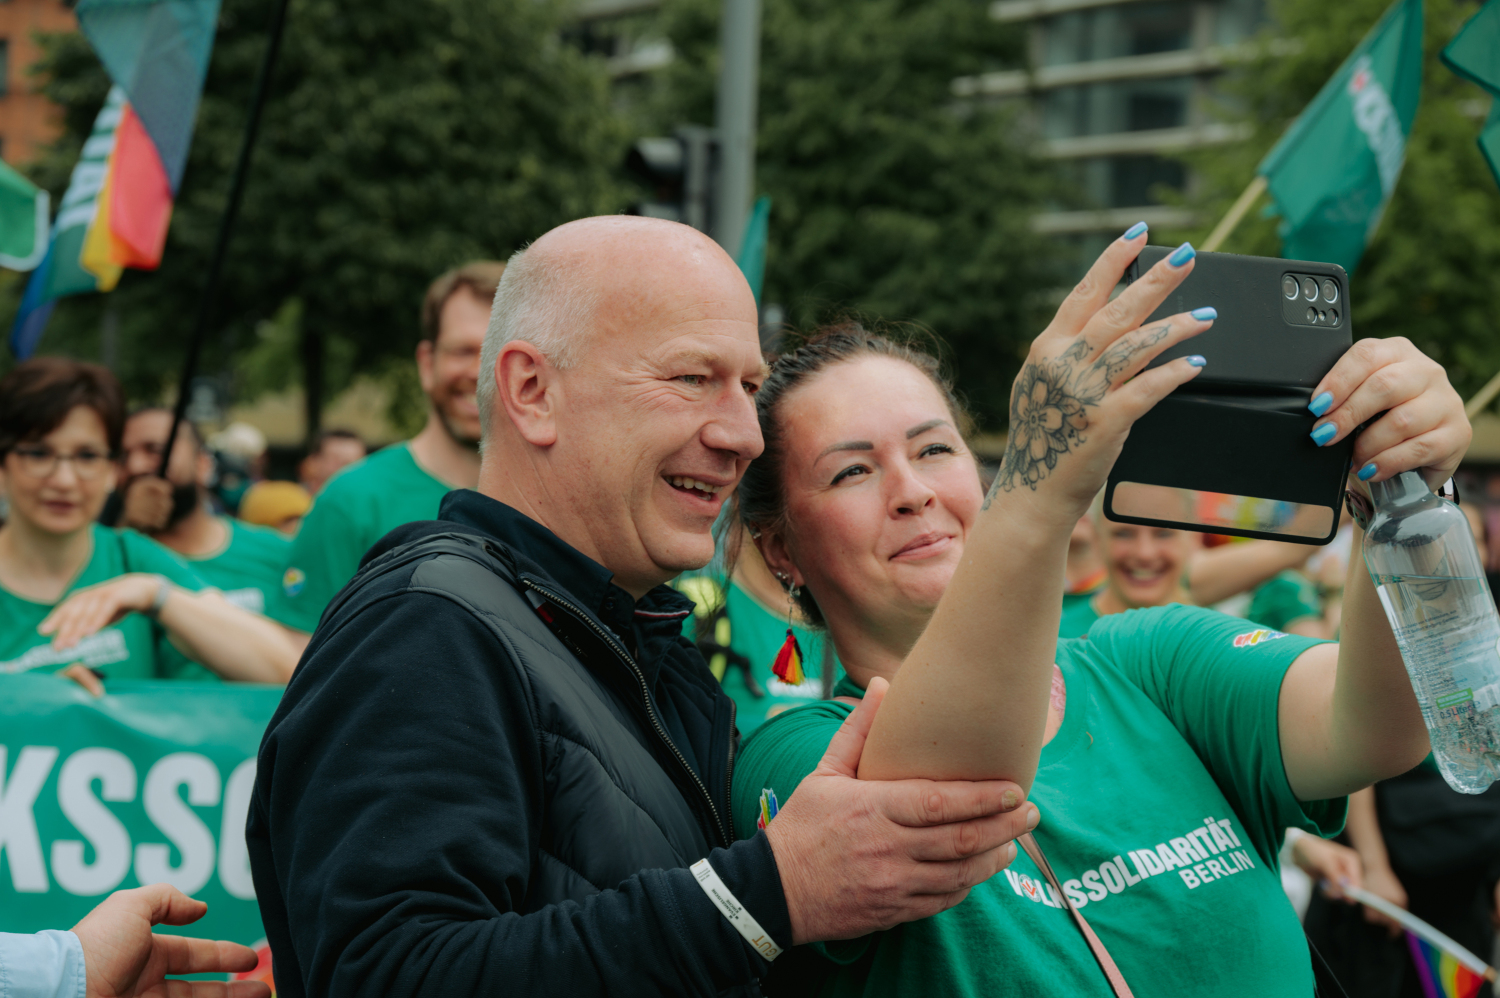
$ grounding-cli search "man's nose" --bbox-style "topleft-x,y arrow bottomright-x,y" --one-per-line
701,387 -> 765,460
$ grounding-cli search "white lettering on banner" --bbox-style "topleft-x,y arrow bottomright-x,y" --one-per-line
0,746 -> 59,892
1006,818 -> 1261,912
52,749 -> 135,896
0,630 -> 129,674
1347,55 -> 1406,197
217,760 -> 257,899
135,754 -> 221,895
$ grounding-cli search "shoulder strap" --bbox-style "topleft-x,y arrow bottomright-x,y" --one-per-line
1019,832 -> 1135,998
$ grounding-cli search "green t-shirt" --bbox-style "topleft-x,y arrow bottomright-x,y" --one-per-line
270,442 -> 453,632
1248,571 -> 1322,633
185,517 -> 291,616
675,575 -> 839,734
0,525 -> 209,681
1059,592 -> 1101,639
734,605 -> 1345,998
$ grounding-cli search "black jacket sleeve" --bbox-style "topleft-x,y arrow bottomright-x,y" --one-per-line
247,589 -> 791,997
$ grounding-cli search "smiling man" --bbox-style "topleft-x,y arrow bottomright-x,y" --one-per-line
246,216 -> 1033,997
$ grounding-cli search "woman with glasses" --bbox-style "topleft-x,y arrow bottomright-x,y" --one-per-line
0,358 -> 297,691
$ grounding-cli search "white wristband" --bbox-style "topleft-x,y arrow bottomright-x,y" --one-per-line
690,858 -> 783,962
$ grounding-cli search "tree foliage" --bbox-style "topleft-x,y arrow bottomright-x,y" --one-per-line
642,0 -> 1062,430
1179,0 -> 1500,401
21,0 -> 627,425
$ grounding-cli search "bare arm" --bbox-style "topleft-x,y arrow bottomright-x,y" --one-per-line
1188,539 -> 1313,606
858,234 -> 1213,785
39,575 -> 298,684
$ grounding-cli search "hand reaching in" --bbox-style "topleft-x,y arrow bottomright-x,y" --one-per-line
39,575 -> 166,651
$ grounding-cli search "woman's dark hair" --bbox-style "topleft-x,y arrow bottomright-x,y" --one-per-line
737,323 -> 968,626
0,357 -> 126,458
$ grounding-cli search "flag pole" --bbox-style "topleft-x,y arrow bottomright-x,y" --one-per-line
1201,174 -> 1268,253
1465,366 -> 1500,420
158,0 -> 292,477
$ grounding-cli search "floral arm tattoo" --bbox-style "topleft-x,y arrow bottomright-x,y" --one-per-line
986,322 -> 1172,504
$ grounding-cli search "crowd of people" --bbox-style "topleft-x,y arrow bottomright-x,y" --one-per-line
3,215 -> 1499,997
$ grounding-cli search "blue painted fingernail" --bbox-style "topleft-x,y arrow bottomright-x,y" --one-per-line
1310,423 -> 1337,447
1186,355 -> 1207,368
1308,392 -> 1333,417
1168,242 -> 1196,267
1358,462 -> 1378,481
1122,221 -> 1148,240
1190,306 -> 1217,321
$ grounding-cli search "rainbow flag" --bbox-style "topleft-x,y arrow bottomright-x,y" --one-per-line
1409,933 -> 1486,998
9,0 -> 220,357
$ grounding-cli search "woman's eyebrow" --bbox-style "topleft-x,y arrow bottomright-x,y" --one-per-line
906,419 -> 950,439
816,440 -> 873,462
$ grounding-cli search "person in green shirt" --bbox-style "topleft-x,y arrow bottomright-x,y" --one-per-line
0,358 -> 298,693
677,527 -> 840,733
270,261 -> 505,641
1247,570 -> 1330,637
728,231 -> 1468,997
115,407 -> 293,617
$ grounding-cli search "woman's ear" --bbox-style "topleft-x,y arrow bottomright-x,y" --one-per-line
752,525 -> 804,590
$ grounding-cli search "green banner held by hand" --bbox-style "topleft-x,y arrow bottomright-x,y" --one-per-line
1258,0 -> 1424,274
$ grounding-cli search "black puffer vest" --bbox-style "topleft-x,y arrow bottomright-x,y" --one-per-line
323,527 -> 730,906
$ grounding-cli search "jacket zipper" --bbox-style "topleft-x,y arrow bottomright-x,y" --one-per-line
520,578 -> 730,847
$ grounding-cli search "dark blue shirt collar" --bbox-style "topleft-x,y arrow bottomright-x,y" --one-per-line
437,490 -> 693,659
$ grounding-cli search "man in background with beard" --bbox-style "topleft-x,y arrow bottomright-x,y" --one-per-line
268,261 -> 503,650
119,408 -> 291,622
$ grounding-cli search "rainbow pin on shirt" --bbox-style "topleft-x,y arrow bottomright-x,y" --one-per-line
756,788 -> 780,830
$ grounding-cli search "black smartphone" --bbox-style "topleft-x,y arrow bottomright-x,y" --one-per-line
1103,247 -> 1354,545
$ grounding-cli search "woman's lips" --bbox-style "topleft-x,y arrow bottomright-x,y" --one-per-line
891,533 -> 953,560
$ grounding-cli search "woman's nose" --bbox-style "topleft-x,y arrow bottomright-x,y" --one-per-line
889,464 -> 936,516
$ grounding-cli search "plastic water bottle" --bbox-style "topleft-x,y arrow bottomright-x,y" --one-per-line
1363,471 -> 1500,794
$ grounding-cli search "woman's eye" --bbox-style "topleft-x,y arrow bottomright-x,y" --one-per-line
831,465 -> 868,485
919,443 -> 955,458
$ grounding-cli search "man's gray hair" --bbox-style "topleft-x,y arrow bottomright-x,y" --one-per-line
476,245 -> 599,438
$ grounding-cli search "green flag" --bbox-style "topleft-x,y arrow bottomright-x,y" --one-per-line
735,195 -> 771,304
1258,0 -> 1424,274
1442,0 -> 1500,188
0,161 -> 48,271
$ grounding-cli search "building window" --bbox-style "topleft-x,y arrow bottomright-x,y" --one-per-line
1041,1 -> 1195,66
1041,77 -> 1192,139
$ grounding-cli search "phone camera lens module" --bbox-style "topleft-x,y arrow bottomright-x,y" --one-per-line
1319,310 -> 1328,323
1306,306 -> 1319,323
1302,277 -> 1318,300
1329,309 -> 1339,325
1283,275 -> 1299,299
1321,279 -> 1338,303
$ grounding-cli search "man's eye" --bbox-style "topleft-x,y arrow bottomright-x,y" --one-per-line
831,465 -> 868,485
743,381 -> 760,395
678,375 -> 706,387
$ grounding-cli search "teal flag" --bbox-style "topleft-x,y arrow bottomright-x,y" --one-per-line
1259,0 -> 1424,273
1442,0 -> 1500,188
0,676 -> 278,960
75,0 -> 222,190
735,195 -> 771,304
0,161 -> 48,271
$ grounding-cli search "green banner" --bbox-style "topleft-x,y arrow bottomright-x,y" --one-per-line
0,675 -> 279,949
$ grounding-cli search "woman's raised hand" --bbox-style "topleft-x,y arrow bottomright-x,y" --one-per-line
38,574 -> 164,651
991,228 -> 1216,515
1304,336 -> 1469,490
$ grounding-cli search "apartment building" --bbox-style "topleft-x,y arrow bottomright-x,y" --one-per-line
953,0 -> 1267,259
0,0 -> 75,166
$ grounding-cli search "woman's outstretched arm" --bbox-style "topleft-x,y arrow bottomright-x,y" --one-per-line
857,233 -> 1213,786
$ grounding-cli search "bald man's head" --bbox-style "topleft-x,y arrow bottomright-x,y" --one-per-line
477,215 -> 766,596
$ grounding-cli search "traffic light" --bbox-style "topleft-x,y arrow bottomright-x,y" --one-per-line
625,125 -> 720,239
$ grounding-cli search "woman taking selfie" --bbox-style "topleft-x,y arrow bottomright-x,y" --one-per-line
733,228 -> 1467,996
0,358 -> 298,690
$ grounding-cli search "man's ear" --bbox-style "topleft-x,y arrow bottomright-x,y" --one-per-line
496,341 -> 558,447
416,339 -> 436,397
752,526 -> 804,590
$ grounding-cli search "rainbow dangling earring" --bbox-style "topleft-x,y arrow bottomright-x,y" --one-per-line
771,575 -> 805,685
